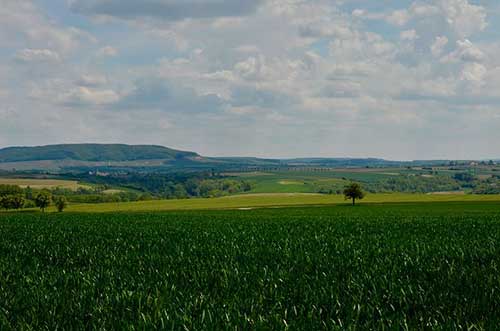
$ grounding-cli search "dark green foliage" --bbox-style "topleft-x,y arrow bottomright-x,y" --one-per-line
24,186 -> 33,200
364,175 -> 462,193
70,172 -> 253,199
9,195 -> 24,210
54,196 -> 67,212
34,191 -> 51,212
0,144 -> 198,162
0,195 -> 24,210
0,184 -> 22,196
343,182 -> 365,205
453,172 -> 475,182
473,184 -> 500,194
1,203 -> 500,329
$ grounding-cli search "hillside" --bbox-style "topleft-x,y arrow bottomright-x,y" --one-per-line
0,143 -> 473,173
0,144 -> 198,163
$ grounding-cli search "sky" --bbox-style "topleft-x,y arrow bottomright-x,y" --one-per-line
1,0 -> 500,160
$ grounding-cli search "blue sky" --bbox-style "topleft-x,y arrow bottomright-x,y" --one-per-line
1,0 -> 499,160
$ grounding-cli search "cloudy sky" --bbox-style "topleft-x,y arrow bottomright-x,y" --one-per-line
1,0 -> 500,160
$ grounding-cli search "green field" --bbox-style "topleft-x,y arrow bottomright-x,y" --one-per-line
1,202 -> 500,329
61,193 -> 500,213
227,170 -> 393,194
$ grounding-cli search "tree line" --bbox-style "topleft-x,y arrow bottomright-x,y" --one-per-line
0,174 -> 254,212
0,185 -> 66,212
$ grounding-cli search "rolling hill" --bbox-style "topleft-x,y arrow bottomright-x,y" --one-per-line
0,144 -> 198,163
0,143 -> 469,172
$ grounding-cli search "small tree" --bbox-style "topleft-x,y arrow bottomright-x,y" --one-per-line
35,191 -> 52,212
0,195 -> 23,210
343,182 -> 365,206
10,194 -> 25,210
54,196 -> 67,213
0,196 -> 8,210
25,186 -> 33,200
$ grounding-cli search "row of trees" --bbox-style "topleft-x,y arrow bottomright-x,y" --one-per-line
0,185 -> 67,212
314,173 -> 500,195
1,181 -> 367,212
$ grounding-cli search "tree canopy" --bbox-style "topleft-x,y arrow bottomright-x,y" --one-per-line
343,183 -> 365,206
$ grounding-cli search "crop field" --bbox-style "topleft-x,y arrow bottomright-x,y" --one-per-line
227,166 -> 500,195
229,170 -> 392,194
0,178 -> 87,190
63,192 -> 500,213
1,202 -> 500,329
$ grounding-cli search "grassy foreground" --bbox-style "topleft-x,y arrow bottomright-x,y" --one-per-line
1,202 -> 500,329
63,193 -> 500,212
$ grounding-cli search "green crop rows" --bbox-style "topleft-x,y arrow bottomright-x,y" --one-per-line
1,202 -> 500,330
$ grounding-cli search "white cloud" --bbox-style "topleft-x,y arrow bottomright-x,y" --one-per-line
431,36 -> 449,57
61,87 -> 120,106
441,39 -> 485,63
96,46 -> 118,57
70,0 -> 264,21
400,29 -> 418,41
376,0 -> 486,38
438,0 -> 487,38
1,0 -> 500,159
14,49 -> 61,62
460,62 -> 487,84
76,74 -> 108,87
0,1 -> 94,54
386,10 -> 411,26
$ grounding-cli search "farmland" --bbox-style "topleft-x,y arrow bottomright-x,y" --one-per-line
63,192 -> 500,213
0,178 -> 87,190
1,202 -> 500,329
226,166 -> 500,195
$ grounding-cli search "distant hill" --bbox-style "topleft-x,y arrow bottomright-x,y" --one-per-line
0,144 -> 198,163
0,143 -> 468,173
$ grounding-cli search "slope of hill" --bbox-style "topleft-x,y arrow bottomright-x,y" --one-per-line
0,144 -> 198,163
0,143 -> 471,173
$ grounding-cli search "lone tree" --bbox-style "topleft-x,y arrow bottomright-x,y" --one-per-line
343,182 -> 365,206
54,196 -> 67,213
35,191 -> 52,212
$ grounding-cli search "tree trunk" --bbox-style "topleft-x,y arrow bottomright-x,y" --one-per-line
352,198 -> 355,206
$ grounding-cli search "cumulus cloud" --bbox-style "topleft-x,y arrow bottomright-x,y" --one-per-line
76,74 -> 108,87
70,0 -> 264,21
438,0 -> 487,38
61,87 -> 120,106
431,36 -> 449,57
1,0 -> 500,159
96,46 -> 118,57
1,1 -> 94,54
15,49 -> 61,63
442,39 -> 485,63
115,78 -> 225,113
373,0 -> 487,38
400,30 -> 418,41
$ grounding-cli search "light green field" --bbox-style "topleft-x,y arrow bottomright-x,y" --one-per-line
230,169 -> 423,194
0,178 -> 88,190
64,193 -> 500,213
231,171 -> 351,193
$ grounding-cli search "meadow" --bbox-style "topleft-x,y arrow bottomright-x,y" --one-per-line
1,202 -> 500,329
226,170 -> 391,194
64,192 -> 500,213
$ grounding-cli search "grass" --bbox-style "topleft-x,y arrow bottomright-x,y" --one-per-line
1,203 -> 500,329
232,170 -> 391,194
0,178 -> 87,190
60,193 -> 500,213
